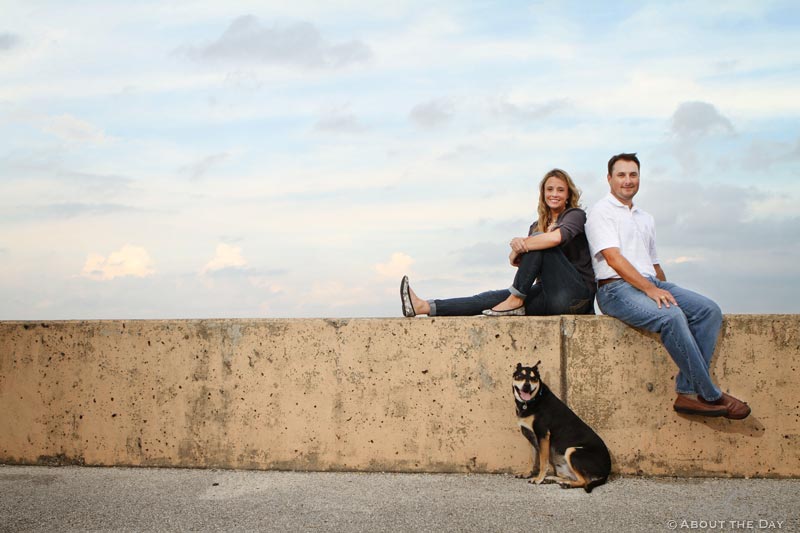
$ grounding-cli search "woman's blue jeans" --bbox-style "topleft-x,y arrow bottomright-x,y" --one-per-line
596,277 -> 723,401
428,247 -> 594,317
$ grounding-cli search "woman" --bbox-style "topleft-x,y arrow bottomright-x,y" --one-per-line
400,168 -> 595,317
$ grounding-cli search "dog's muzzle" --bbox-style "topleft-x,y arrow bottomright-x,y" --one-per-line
515,385 -> 534,402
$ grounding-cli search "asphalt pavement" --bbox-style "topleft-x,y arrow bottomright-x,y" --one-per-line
1,465 -> 798,532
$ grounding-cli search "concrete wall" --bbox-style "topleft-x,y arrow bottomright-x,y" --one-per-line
0,316 -> 797,477
566,315 -> 799,477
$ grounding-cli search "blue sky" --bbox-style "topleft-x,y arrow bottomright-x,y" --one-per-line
1,0 -> 798,319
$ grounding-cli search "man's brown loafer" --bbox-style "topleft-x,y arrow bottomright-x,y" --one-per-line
700,392 -> 751,420
673,394 -> 727,417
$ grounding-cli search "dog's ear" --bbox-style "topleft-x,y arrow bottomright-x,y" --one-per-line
533,360 -> 541,369
515,362 -> 522,370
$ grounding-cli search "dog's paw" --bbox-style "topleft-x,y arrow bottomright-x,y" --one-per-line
515,472 -> 534,480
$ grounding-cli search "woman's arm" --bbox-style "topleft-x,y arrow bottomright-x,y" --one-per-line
509,209 -> 585,263
511,208 -> 585,254
510,228 -> 563,254
509,229 -> 562,266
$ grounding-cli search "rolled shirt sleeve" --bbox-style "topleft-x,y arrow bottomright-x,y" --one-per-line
555,208 -> 586,245
586,207 -> 619,258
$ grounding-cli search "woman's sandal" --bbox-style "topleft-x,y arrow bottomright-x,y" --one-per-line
400,275 -> 416,317
482,306 -> 525,316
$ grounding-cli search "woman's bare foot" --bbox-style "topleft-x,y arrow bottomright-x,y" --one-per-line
408,285 -> 431,315
491,294 -> 524,312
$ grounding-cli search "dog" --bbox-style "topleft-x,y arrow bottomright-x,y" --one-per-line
513,361 -> 611,493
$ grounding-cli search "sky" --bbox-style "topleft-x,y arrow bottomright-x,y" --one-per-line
1,0 -> 799,319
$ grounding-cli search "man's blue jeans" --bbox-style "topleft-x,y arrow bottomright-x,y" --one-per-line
596,277 -> 723,401
429,247 -> 594,317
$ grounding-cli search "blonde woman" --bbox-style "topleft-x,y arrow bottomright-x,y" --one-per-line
401,169 -> 595,317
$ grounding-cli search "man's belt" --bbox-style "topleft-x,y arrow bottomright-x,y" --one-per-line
597,278 -> 622,287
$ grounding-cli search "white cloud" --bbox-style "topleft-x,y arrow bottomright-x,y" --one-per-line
0,32 -> 20,51
183,15 -> 372,69
671,101 -> 735,139
179,153 -> 231,181
80,245 -> 155,281
663,256 -> 702,265
4,110 -> 113,145
409,98 -> 454,129
374,252 -> 415,280
41,113 -> 112,144
201,243 -> 247,275
741,137 -> 800,172
314,108 -> 365,133
248,276 -> 284,293
492,98 -> 569,121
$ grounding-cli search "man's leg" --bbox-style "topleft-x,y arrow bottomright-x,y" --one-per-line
596,279 -> 722,401
654,280 -> 723,394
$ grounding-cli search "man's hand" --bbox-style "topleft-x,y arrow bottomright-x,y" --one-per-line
644,286 -> 678,309
601,248 -> 678,309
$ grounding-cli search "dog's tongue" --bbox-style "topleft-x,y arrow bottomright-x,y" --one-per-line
519,390 -> 533,401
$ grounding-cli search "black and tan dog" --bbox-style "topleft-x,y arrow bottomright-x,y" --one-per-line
513,362 -> 611,493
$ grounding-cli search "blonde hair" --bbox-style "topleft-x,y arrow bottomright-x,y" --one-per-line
535,168 -> 581,232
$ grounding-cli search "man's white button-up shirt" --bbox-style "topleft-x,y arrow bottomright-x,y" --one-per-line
585,193 -> 659,281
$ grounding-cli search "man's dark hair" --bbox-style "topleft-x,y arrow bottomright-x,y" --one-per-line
607,153 -> 640,176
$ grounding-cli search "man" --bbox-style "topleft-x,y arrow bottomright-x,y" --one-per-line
585,153 -> 750,419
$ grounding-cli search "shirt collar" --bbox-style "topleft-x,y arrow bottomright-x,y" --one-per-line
605,192 -> 637,212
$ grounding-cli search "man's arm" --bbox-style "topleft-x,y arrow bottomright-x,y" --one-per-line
601,248 -> 677,308
654,264 -> 666,282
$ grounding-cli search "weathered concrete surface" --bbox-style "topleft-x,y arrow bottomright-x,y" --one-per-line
0,316 -> 798,477
1,466 -> 798,533
0,318 -> 561,474
565,315 -> 800,478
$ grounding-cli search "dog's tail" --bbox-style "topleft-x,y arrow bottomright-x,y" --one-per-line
584,476 -> 608,493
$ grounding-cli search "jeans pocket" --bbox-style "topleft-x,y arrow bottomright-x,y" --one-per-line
596,282 -> 623,315
568,298 -> 592,314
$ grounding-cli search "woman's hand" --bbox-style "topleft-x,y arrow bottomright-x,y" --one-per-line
509,250 -> 521,267
510,237 -> 528,254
